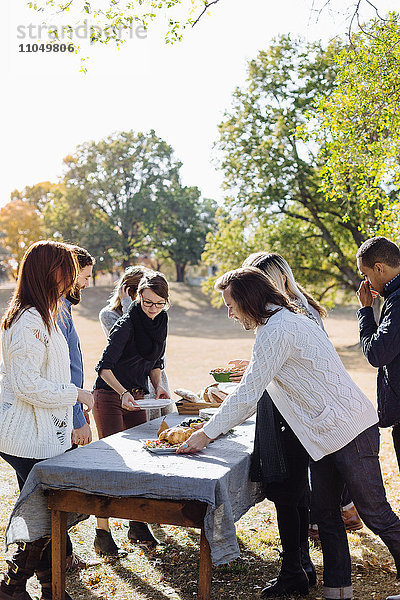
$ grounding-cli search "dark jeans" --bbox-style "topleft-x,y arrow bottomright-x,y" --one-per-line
0,451 -> 73,557
93,388 -> 147,439
311,424 -> 400,599
0,452 -> 42,492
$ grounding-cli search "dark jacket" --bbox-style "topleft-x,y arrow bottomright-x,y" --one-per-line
358,274 -> 400,427
94,303 -> 166,394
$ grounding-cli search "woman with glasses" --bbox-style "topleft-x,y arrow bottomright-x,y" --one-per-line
98,265 -> 172,416
92,271 -> 170,555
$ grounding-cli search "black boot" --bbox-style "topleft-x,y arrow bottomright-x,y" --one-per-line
127,522 -> 159,547
35,543 -> 73,600
93,529 -> 127,557
0,540 -> 46,600
35,568 -> 73,600
300,541 -> 316,587
261,550 -> 309,598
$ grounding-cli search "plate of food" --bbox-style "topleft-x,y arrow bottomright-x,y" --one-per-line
141,418 -> 205,454
141,439 -> 181,454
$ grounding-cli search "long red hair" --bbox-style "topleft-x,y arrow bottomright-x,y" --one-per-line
1,241 -> 78,333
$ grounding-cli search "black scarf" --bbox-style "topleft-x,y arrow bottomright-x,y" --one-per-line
250,390 -> 288,486
128,301 -> 168,363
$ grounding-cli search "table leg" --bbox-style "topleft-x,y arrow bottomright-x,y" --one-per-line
198,527 -> 212,600
51,509 -> 67,600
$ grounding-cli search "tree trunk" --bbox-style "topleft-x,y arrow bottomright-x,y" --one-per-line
175,263 -> 186,282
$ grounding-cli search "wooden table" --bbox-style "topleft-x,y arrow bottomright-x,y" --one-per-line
5,416 -> 259,600
48,489 -> 212,600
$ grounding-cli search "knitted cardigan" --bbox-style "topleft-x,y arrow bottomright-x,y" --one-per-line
0,308 -> 78,459
203,307 -> 378,461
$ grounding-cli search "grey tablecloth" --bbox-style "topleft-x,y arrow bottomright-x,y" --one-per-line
5,414 -> 263,565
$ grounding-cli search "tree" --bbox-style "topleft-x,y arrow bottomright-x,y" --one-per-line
150,185 -> 217,281
26,0 -> 222,48
304,12 -> 400,240
42,186 -> 119,279
62,130 -> 182,267
0,198 -> 45,276
204,35 -> 380,300
25,0 -> 383,50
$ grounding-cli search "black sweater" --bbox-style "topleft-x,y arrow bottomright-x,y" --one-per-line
358,273 -> 400,427
94,302 -> 167,394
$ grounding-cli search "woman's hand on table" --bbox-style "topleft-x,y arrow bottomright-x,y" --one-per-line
121,391 -> 141,411
176,429 -> 212,454
77,389 -> 94,412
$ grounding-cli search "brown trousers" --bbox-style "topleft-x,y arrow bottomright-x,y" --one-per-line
93,388 -> 147,439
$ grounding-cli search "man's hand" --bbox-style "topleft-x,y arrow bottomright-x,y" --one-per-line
71,422 -> 92,446
176,429 -> 212,454
356,280 -> 374,308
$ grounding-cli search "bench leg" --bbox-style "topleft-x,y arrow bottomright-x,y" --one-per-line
198,527 -> 212,600
51,509 -> 67,600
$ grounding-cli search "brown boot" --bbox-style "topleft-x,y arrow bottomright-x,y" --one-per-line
0,540 -> 45,599
93,529 -> 127,558
341,505 -> 363,532
127,522 -> 159,547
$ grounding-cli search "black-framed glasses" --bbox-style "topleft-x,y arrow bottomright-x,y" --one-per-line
141,297 -> 167,309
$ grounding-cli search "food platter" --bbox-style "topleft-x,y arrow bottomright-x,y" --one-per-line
140,439 -> 181,454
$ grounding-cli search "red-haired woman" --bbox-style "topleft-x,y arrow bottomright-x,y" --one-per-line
0,240 -> 94,600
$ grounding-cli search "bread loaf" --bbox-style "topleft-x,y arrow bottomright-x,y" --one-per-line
174,388 -> 202,403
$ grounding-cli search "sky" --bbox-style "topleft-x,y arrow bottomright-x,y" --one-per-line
2,0 -> 396,209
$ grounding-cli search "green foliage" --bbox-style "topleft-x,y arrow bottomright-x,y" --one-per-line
61,130 -> 182,267
150,185 -> 217,281
201,205 -> 268,303
42,186 -> 118,274
204,34 -> 377,300
0,197 -> 45,276
304,12 -> 400,240
26,0 -> 220,50
14,130 -> 216,281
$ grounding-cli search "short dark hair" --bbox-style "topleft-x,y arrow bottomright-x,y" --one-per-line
357,237 -> 400,269
215,267 -> 296,326
68,245 -> 95,269
138,272 -> 169,305
66,245 -> 95,305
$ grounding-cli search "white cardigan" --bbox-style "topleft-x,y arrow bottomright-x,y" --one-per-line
203,307 -> 378,461
0,308 -> 78,459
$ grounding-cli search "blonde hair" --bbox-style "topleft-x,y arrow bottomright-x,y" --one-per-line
243,252 -> 327,318
108,265 -> 152,312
